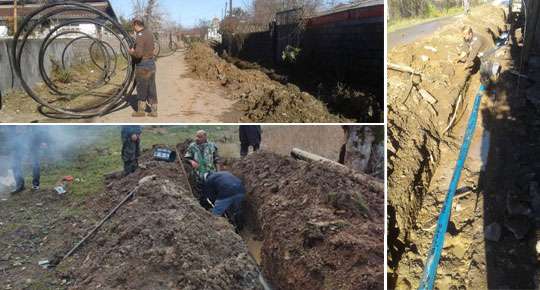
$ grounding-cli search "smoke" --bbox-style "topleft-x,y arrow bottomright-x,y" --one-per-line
0,125 -> 105,195
0,156 -> 15,197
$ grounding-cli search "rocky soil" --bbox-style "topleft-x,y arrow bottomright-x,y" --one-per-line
386,4 -> 538,289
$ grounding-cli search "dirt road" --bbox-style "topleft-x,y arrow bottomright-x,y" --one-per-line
95,50 -> 239,123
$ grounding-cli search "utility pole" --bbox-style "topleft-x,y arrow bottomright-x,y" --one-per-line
13,0 -> 18,34
229,0 -> 232,17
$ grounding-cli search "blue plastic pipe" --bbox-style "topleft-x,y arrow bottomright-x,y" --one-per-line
418,84 -> 486,290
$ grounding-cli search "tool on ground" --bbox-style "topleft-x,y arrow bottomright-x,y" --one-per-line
418,84 -> 486,290
48,185 -> 140,267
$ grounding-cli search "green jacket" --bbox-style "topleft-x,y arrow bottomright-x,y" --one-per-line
184,141 -> 219,176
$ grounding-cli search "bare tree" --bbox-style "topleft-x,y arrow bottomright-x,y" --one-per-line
130,0 -> 165,31
250,0 -> 324,24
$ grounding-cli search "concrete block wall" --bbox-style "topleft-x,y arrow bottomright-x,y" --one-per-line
0,39 -> 74,95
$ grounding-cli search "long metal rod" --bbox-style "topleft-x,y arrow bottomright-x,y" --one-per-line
61,186 -> 139,262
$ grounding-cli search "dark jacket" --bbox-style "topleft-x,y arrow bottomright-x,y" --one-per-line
203,171 -> 245,202
132,28 -> 155,61
239,125 -> 261,145
121,126 -> 142,142
121,126 -> 142,162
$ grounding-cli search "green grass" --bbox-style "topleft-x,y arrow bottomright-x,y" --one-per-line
13,126 -> 239,201
388,6 -> 463,33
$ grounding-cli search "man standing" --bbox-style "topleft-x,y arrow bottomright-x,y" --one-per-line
121,125 -> 142,176
129,19 -> 158,117
10,126 -> 48,193
239,125 -> 262,157
457,25 -> 483,76
184,130 -> 220,179
203,171 -> 246,230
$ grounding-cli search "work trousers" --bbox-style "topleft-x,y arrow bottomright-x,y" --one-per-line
135,59 -> 157,105
212,193 -> 245,231
122,139 -> 140,176
12,151 -> 40,189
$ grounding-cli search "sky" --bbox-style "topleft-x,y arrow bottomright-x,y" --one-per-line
110,0 -> 252,28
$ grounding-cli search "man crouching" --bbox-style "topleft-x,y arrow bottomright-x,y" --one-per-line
203,171 -> 245,231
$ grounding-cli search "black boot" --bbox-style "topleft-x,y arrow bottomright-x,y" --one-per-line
12,184 -> 25,194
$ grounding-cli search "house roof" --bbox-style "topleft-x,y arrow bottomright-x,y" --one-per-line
0,0 -> 118,21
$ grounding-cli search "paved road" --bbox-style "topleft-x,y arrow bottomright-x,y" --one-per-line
389,1 -> 508,49
388,14 -> 463,49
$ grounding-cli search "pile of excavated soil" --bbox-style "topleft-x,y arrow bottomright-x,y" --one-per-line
185,43 -> 344,123
59,149 -> 263,289
230,152 -> 384,290
387,4 -> 510,289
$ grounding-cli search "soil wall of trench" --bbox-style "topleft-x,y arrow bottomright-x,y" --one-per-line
230,152 -> 384,290
387,5 -> 507,289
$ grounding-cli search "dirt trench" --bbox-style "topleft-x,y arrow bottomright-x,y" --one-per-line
229,152 -> 384,290
184,43 -> 345,123
57,148 -> 263,289
387,4 -> 526,289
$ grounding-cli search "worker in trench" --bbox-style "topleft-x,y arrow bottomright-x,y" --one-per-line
239,125 -> 262,157
121,125 -> 142,176
457,25 -> 483,79
184,130 -> 221,208
10,126 -> 49,193
202,171 -> 246,231
129,19 -> 158,118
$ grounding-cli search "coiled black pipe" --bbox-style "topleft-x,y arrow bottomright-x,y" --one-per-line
11,1 -> 135,118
